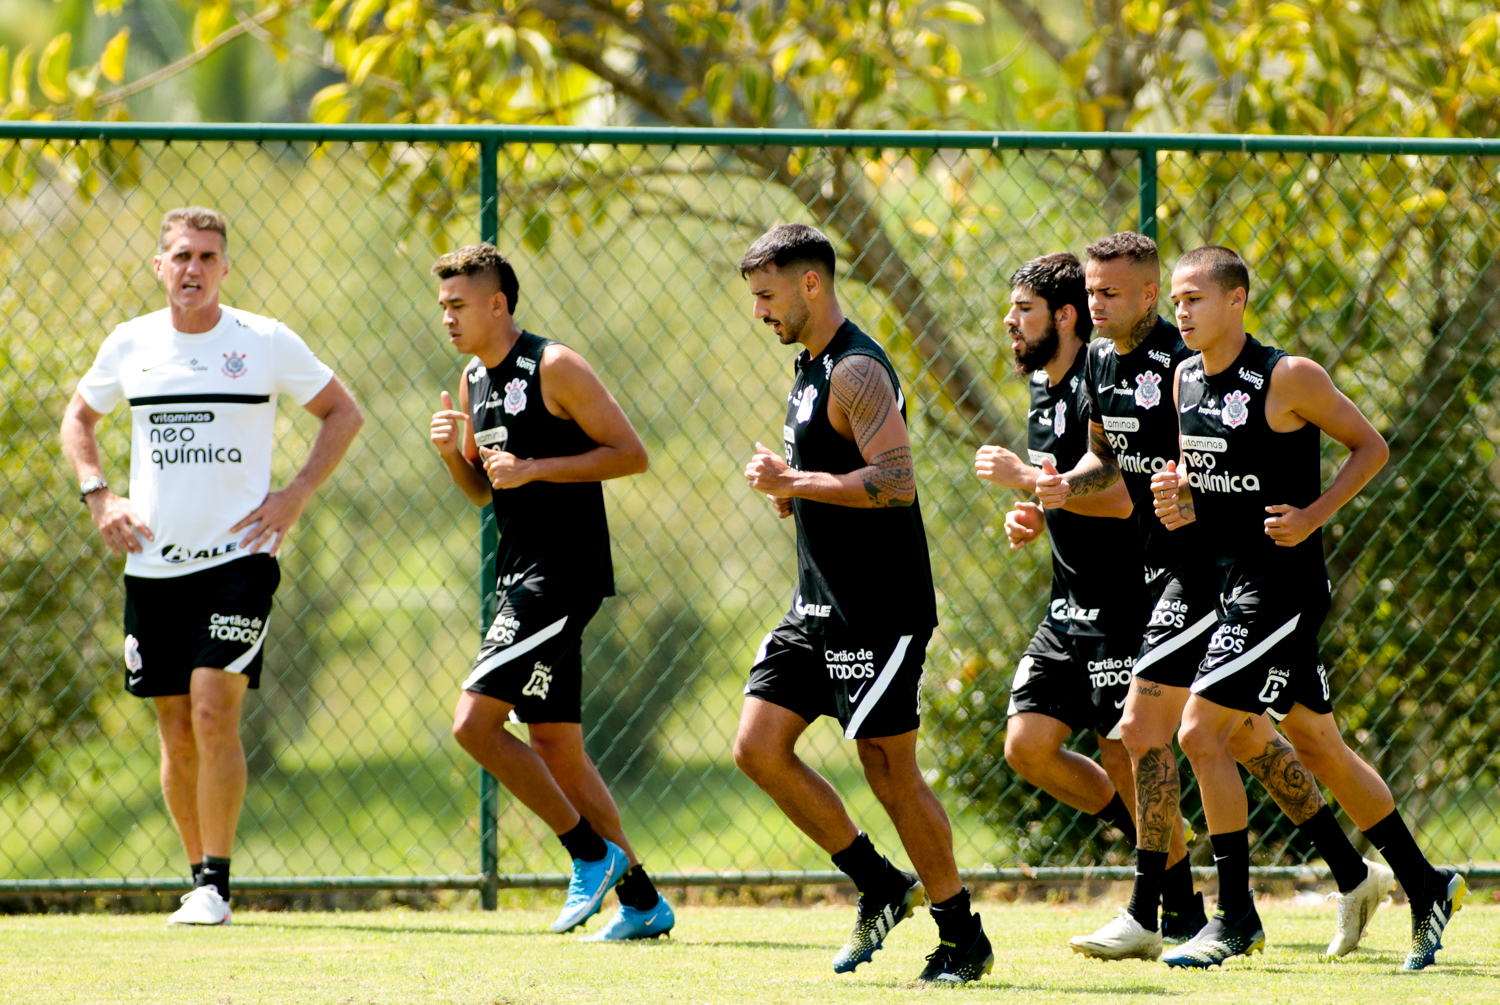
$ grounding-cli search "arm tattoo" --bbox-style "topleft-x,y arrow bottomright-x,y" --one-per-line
1135,746 -> 1180,853
860,446 -> 915,508
1066,422 -> 1123,497
829,354 -> 895,453
1242,734 -> 1324,825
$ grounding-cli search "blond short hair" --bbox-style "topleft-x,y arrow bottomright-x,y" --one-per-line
159,207 -> 229,253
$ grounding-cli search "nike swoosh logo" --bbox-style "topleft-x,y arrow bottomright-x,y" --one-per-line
1180,404 -> 1196,413
850,683 -> 870,704
140,362 -> 177,372
128,675 -> 143,686
1115,697 -> 1127,708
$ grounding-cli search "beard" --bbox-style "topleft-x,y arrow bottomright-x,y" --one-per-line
768,290 -> 811,344
1012,317 -> 1061,375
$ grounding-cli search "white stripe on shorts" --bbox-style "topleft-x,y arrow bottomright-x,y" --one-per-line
1132,610 -> 1216,677
1189,614 -> 1301,695
844,634 -> 913,739
223,617 -> 271,675
462,615 -> 569,691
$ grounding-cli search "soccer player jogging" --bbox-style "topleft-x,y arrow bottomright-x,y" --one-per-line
734,224 -> 992,985
1150,246 -> 1466,971
972,253 -> 1165,868
60,207 -> 365,926
1038,234 -> 1381,965
427,244 -> 671,941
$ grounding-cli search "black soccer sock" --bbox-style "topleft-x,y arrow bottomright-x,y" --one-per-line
189,861 -> 204,887
930,887 -> 980,944
1126,848 -> 1168,931
1363,809 -> 1441,901
1095,792 -> 1138,847
200,856 -> 231,901
615,865 -> 660,910
557,818 -> 607,863
1209,830 -> 1251,918
1161,854 -> 1197,916
1298,805 -> 1368,894
830,832 -> 907,898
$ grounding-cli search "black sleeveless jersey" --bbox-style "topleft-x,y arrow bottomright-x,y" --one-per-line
1176,335 -> 1324,572
1028,348 -> 1144,637
780,320 -> 937,633
465,332 -> 615,598
1081,317 -> 1201,572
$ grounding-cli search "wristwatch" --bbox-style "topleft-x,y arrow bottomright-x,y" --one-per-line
78,476 -> 108,502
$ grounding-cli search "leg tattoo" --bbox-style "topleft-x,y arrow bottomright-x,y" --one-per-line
1244,733 -> 1324,825
1135,746 -> 1180,853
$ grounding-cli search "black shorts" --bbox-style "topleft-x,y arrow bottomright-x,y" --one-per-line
122,555 -> 280,697
1131,564 -> 1218,688
1007,621 -> 1137,739
744,616 -> 932,740
1189,565 -> 1334,717
463,577 -> 602,724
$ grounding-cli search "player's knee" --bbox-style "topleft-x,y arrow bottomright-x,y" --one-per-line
157,723 -> 197,763
1118,714 -> 1162,760
190,699 -> 238,741
1176,719 -> 1226,763
732,736 -> 779,782
1002,732 -> 1047,781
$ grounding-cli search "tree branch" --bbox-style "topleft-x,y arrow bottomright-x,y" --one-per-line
991,0 -> 1071,66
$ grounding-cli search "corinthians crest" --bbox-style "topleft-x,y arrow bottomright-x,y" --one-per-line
221,351 -> 247,379
502,377 -> 528,415
1221,389 -> 1252,428
1053,401 -> 1066,436
1134,370 -> 1162,409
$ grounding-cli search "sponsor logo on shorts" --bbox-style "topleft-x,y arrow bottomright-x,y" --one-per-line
208,613 -> 263,642
521,662 -> 552,699
1149,597 -> 1189,629
1207,622 -> 1249,656
485,611 -> 520,646
1087,656 -> 1135,688
1237,367 -> 1265,390
124,634 -> 143,671
826,648 -> 877,679
1258,665 -> 1288,703
1050,599 -> 1099,624
161,542 -> 239,564
794,594 -> 831,619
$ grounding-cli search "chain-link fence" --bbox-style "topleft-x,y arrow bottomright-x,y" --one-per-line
3,125 -> 1497,901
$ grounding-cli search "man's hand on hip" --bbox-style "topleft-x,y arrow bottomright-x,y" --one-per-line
232,486 -> 311,556
87,491 -> 154,555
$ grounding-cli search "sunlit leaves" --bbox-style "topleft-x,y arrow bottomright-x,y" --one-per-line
38,35 -> 71,105
190,1 -> 233,51
100,29 -> 129,85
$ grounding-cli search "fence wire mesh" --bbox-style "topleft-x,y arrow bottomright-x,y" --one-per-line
1,128 -> 1496,896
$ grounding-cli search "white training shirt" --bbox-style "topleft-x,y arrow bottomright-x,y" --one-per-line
77,305 -> 334,579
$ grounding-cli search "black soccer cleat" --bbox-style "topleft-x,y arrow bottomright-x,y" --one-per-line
831,873 -> 923,973
1162,899 -> 1266,969
915,916 -> 994,985
1403,868 -> 1468,971
1161,890 -> 1208,946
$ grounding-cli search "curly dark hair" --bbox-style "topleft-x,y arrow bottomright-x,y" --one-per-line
1010,252 -> 1092,341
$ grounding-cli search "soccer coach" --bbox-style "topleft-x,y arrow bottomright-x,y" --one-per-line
61,207 -> 363,926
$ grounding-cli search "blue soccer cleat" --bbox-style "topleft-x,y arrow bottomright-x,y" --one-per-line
580,896 -> 676,941
552,841 -> 629,934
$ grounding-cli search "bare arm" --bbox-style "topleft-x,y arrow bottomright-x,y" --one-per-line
61,392 -> 154,555
744,354 -> 914,509
1262,356 -> 1388,546
1035,420 -> 1122,509
1152,360 -> 1196,529
974,444 -> 1133,518
479,345 -> 649,489
231,375 -> 365,553
431,379 -> 493,506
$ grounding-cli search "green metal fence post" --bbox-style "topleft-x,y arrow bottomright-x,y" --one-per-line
1139,147 -> 1158,241
477,136 -> 501,912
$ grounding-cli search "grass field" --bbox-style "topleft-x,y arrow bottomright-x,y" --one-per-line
5,895 -> 1498,1005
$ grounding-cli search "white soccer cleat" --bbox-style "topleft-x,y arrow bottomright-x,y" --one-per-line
1068,910 -> 1163,961
166,885 -> 232,927
1326,858 -> 1395,958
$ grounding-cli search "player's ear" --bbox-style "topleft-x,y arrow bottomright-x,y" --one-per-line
802,268 -> 822,300
1055,303 -> 1077,334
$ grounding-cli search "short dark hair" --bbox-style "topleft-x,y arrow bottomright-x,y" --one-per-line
738,223 -> 837,282
1010,252 -> 1092,342
1176,245 -> 1251,297
432,243 -> 520,315
1085,232 -> 1159,272
159,207 -> 228,253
